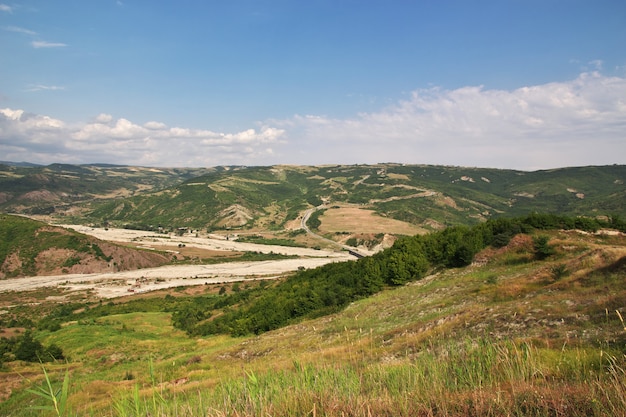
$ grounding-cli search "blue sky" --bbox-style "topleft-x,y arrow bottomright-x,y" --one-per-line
1,1 -> 625,169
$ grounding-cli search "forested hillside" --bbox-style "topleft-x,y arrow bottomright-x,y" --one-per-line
167,213 -> 626,337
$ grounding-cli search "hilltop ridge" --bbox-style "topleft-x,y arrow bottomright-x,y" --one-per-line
2,164 -> 624,228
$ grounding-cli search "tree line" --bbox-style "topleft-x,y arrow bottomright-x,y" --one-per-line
172,213 -> 624,336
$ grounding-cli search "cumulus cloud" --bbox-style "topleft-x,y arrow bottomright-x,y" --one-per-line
0,109 -> 67,161
32,40 -> 67,48
1,72 -> 624,169
0,108 -> 286,166
144,121 -> 167,130
94,113 -> 113,123
273,72 -> 626,170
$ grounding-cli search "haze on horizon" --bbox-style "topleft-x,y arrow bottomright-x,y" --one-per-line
1,1 -> 625,171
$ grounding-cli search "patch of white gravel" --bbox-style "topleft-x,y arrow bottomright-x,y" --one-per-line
61,224 -> 345,258
1,226 -> 354,299
0,257 -> 350,298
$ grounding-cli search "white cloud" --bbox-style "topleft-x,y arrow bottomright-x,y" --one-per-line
25,84 -> 65,92
144,121 -> 167,130
0,108 -> 24,120
0,72 -> 624,170
273,72 -> 626,170
0,109 -> 286,166
32,40 -> 67,48
95,113 -> 113,123
0,4 -> 11,12
588,60 -> 604,71
5,25 -> 37,35
0,109 -> 67,164
0,108 -> 65,130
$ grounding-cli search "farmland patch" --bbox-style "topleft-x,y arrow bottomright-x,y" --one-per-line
318,207 -> 426,235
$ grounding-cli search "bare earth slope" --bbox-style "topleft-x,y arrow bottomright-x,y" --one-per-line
0,216 -> 174,279
0,221 -> 352,298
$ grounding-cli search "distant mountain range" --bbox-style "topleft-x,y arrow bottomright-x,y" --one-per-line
0,161 -> 43,168
1,163 -> 624,236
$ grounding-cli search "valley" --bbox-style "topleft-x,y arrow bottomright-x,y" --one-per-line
0,162 -> 625,416
0,224 -> 353,300
0,217 -> 624,416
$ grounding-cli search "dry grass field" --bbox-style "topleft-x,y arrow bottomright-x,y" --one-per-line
318,206 -> 426,235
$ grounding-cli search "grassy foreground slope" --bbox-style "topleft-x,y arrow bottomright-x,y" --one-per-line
1,217 -> 625,416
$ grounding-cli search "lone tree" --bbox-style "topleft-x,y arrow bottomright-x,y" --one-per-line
14,330 -> 43,362
533,235 -> 555,260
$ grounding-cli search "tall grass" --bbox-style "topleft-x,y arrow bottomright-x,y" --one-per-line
95,338 -> 625,417
26,365 -> 71,417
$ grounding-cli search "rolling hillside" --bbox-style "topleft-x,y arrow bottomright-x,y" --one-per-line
0,163 -> 213,216
84,164 -> 626,234
2,163 -> 624,238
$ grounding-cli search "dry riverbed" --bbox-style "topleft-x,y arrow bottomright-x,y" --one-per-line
0,225 -> 354,299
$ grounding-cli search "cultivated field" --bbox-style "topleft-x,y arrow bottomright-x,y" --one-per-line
318,206 -> 426,235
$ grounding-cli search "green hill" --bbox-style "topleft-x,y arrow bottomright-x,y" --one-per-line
1,162 -> 626,416
0,163 -> 214,216
2,163 -> 624,237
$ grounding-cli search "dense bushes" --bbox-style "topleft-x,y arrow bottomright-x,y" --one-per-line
0,331 -> 64,364
194,260 -> 383,336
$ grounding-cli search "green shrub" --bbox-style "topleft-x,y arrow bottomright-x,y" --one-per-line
14,330 -> 44,362
533,235 -> 555,260
551,264 -> 569,281
43,343 -> 64,361
62,256 -> 81,268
